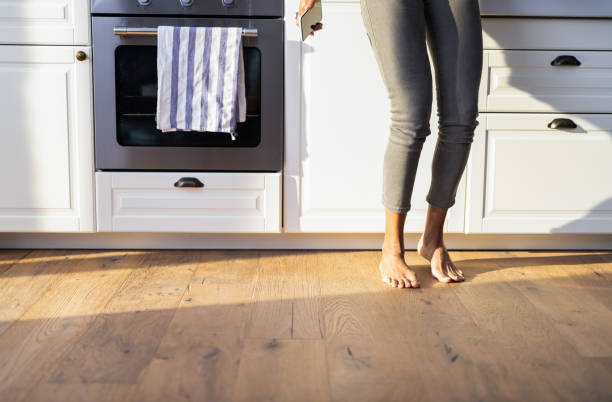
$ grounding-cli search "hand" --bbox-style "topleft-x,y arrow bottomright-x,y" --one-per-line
295,0 -> 324,36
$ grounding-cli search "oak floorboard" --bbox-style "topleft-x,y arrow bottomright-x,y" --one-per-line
453,251 -> 612,402
231,338 -> 331,402
0,251 -> 145,402
245,250 -> 322,339
0,249 -> 32,275
46,250 -> 197,385
502,251 -> 612,358
0,249 -> 611,402
126,250 -> 258,401
0,249 -> 86,336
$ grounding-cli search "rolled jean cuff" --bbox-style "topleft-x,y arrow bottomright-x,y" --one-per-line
426,194 -> 455,210
382,198 -> 411,214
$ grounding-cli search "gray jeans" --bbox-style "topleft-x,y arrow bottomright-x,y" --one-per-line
360,0 -> 483,213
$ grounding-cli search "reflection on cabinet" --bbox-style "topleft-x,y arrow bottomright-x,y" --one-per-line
0,0 -> 90,45
284,0 -> 465,233
466,114 -> 612,234
0,46 -> 95,232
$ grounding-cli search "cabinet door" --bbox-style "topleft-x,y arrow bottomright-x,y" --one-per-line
0,0 -> 89,45
284,1 -> 468,233
466,113 -> 612,234
0,46 -> 94,232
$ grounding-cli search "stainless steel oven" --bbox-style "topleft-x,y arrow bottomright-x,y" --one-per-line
91,0 -> 283,171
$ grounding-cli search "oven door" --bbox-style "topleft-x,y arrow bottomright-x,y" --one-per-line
92,16 -> 283,171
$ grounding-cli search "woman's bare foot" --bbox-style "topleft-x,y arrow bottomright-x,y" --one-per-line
417,235 -> 464,283
379,252 -> 420,289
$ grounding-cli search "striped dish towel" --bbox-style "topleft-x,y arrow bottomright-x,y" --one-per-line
156,26 -> 247,141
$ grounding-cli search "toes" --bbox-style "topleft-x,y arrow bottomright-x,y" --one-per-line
391,278 -> 399,288
432,266 -> 452,283
448,263 -> 465,282
456,268 -> 465,280
446,264 -> 461,282
405,272 -> 419,288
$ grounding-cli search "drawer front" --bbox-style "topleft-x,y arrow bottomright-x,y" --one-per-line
0,0 -> 90,45
484,50 -> 612,113
466,114 -> 612,234
482,18 -> 612,51
480,0 -> 612,18
96,172 -> 281,233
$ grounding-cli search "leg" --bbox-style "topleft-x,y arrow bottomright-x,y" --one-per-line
418,0 -> 484,282
381,209 -> 420,289
360,0 -> 433,289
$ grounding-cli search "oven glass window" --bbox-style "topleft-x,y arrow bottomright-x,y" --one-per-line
114,45 -> 261,147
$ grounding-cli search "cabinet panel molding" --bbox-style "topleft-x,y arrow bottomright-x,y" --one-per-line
0,0 -> 90,45
485,50 -> 612,113
466,113 -> 612,234
0,45 -> 94,232
96,172 -> 282,233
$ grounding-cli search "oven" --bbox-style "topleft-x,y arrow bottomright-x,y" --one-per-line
91,0 -> 284,172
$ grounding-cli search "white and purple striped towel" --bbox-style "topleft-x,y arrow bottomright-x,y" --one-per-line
156,26 -> 246,140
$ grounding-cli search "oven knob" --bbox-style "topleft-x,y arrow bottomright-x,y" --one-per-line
221,0 -> 234,6
180,0 -> 194,6
137,0 -> 152,6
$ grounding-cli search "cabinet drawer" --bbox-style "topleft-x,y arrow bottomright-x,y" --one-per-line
466,114 -> 612,234
480,0 -> 612,18
96,172 -> 281,233
482,18 -> 612,51
0,0 -> 89,45
484,50 -> 612,113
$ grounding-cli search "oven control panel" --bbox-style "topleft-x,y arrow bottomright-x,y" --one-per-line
91,0 -> 282,16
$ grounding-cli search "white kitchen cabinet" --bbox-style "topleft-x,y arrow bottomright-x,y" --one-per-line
479,0 -> 612,18
284,0 -> 467,233
466,113 -> 612,234
482,18 -> 612,51
484,50 -> 612,113
95,172 -> 281,233
0,0 -> 90,45
0,46 -> 95,232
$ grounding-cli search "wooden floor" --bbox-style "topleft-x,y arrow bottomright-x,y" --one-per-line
0,249 -> 611,402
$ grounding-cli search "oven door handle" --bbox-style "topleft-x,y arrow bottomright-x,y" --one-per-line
113,26 -> 258,37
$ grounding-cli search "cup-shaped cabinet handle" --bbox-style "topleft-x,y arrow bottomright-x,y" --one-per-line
550,55 -> 581,66
547,118 -> 578,130
174,177 -> 205,188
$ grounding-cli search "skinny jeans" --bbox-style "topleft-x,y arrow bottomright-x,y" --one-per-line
360,0 -> 483,213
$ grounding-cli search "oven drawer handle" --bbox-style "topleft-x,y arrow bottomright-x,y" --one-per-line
174,177 -> 205,188
550,55 -> 581,67
113,27 -> 258,38
547,118 -> 578,130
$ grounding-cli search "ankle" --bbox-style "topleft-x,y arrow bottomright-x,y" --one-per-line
381,244 -> 404,257
420,233 -> 444,248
